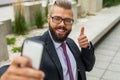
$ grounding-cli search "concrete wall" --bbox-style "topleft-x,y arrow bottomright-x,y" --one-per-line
0,22 -> 9,62
78,0 -> 103,17
71,2 -> 77,23
13,1 -> 42,28
0,0 -> 29,6
23,1 -> 42,27
88,0 -> 103,13
0,18 -> 12,35
78,0 -> 89,17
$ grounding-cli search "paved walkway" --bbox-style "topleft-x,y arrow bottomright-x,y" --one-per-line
87,22 -> 120,80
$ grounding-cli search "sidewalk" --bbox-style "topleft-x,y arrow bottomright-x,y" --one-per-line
87,22 -> 120,80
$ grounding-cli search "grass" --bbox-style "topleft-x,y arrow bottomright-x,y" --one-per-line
6,37 -> 16,45
12,46 -> 22,53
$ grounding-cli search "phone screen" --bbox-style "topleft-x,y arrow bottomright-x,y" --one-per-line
22,40 -> 44,69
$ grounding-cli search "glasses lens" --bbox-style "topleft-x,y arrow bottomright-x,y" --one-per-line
52,16 -> 62,24
64,18 -> 74,25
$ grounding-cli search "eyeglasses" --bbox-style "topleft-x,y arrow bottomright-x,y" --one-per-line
50,16 -> 74,25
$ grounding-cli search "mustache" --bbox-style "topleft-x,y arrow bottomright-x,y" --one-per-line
55,26 -> 67,31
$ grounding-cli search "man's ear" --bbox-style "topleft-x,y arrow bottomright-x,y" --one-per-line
47,14 -> 50,23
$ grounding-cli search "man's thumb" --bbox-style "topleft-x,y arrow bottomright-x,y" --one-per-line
80,27 -> 84,35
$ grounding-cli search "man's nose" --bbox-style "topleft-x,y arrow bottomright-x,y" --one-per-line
59,20 -> 65,26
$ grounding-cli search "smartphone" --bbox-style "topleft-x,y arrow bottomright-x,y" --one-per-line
22,40 -> 44,69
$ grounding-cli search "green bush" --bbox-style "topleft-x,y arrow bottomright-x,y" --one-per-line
75,0 -> 78,3
103,0 -> 120,7
12,46 -> 21,53
6,37 -> 16,45
34,10 -> 45,28
13,11 -> 28,35
113,0 -> 120,5
44,6 -> 48,23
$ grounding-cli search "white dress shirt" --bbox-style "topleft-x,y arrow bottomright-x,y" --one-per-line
49,31 -> 77,80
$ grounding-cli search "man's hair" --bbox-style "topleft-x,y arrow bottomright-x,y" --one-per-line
49,0 -> 72,15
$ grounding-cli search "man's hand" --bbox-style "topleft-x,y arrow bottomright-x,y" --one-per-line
78,27 -> 89,48
0,56 -> 45,80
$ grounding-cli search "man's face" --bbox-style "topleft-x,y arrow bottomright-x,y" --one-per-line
48,6 -> 73,42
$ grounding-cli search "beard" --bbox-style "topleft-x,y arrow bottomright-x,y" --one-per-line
49,23 -> 71,42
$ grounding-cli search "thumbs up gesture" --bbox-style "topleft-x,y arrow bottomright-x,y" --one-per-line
78,27 -> 89,48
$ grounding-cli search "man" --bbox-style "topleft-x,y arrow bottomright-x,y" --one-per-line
0,0 -> 95,80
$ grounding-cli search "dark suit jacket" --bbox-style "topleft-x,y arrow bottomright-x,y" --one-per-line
0,31 -> 95,80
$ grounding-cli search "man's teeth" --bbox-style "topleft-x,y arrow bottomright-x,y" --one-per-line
58,29 -> 64,32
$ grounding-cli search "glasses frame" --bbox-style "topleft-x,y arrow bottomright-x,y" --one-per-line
50,16 -> 74,25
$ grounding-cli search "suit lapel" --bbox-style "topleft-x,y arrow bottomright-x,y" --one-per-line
66,39 -> 84,68
42,31 -> 63,80
66,39 -> 80,64
66,39 -> 86,80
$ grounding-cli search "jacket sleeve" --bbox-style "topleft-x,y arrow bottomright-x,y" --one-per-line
81,42 -> 95,71
0,65 -> 9,77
